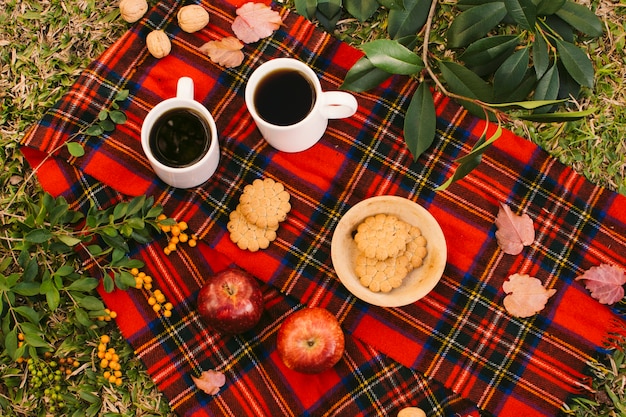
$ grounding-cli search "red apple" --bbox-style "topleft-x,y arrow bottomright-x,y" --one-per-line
276,307 -> 345,374
197,268 -> 263,334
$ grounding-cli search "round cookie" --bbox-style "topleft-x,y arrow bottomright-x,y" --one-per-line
404,225 -> 428,269
354,252 -> 410,293
239,178 -> 291,229
353,213 -> 410,261
227,206 -> 277,252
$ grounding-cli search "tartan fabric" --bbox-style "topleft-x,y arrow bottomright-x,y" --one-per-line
19,0 -> 626,416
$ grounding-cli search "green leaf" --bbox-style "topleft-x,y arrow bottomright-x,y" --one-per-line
99,119 -> 116,132
14,306 -> 41,325
532,30 -> 550,79
488,98 -> 566,109
40,279 -> 61,311
555,39 -> 594,88
97,110 -> 108,121
341,57 -> 393,92
447,3 -> 507,48
12,281 -> 41,296
126,195 -> 146,216
555,1 -> 603,37
493,47 -> 530,96
85,124 -> 104,136
436,127 -> 503,190
5,328 -> 18,360
459,35 -> 520,67
360,39 -> 424,75
504,0 -> 536,30
317,0 -> 342,20
25,229 -> 52,243
379,0 -> 404,9
533,64 -> 560,111
518,108 -> 595,122
57,234 -> 82,247
404,83 -> 437,161
534,0 -> 566,15
115,270 -> 136,290
102,275 -> 115,293
77,295 -> 105,311
438,60 -> 494,102
109,110 -> 127,125
388,0 -> 432,39
114,89 -> 130,102
294,0 -> 318,18
344,0 -> 379,22
23,330 -> 49,348
74,307 -> 93,328
66,277 -> 100,292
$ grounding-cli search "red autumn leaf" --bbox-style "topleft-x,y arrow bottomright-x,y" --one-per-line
199,37 -> 245,68
191,369 -> 226,395
502,273 -> 556,318
232,2 -> 282,44
575,264 -> 626,305
494,202 -> 535,255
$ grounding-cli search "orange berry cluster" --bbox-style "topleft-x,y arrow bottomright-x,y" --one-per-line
97,335 -> 123,386
96,308 -> 117,322
129,268 -> 174,318
157,214 -> 198,255
148,289 -> 174,317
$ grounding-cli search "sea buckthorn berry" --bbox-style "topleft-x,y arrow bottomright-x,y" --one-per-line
179,233 -> 189,243
171,225 -> 181,236
178,221 -> 188,231
130,267 -> 140,276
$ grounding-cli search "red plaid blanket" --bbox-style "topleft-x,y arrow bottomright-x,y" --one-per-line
20,1 -> 626,416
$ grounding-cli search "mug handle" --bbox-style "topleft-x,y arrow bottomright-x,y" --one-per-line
321,91 -> 358,119
176,77 -> 194,100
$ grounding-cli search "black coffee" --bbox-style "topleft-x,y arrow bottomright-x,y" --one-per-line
149,109 -> 210,168
253,69 -> 316,126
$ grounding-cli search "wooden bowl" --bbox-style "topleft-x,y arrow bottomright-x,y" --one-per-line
331,196 -> 447,307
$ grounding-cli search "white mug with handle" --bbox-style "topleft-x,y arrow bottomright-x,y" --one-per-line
245,58 -> 358,153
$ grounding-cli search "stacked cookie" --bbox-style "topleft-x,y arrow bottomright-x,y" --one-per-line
227,178 -> 291,252
353,214 -> 427,293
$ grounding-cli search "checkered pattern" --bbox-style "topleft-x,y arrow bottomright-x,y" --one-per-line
20,0 -> 626,416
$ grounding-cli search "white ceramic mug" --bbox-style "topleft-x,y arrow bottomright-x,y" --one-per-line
245,58 -> 358,153
141,77 -> 219,188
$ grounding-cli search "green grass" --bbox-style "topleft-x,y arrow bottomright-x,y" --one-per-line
0,0 -> 625,416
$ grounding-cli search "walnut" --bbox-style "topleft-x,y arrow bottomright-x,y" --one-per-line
119,0 -> 148,23
146,30 -> 171,59
177,5 -> 210,33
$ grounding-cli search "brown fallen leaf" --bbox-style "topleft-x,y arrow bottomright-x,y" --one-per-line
232,2 -> 282,44
199,37 -> 244,68
502,273 -> 556,318
191,369 -> 226,395
576,264 -> 626,305
494,203 -> 535,255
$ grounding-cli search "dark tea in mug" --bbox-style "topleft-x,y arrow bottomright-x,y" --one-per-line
253,69 -> 316,126
148,108 -> 211,168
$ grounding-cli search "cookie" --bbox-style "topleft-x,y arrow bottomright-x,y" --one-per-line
354,252 -> 410,293
227,206 -> 277,252
353,213 -> 410,261
404,225 -> 428,269
239,178 -> 291,229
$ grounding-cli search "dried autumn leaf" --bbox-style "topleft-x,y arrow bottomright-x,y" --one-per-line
494,203 -> 535,255
191,369 -> 226,395
199,37 -> 244,68
502,273 -> 556,318
575,264 -> 626,305
232,2 -> 282,44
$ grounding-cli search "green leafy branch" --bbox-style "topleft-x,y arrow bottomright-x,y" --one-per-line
0,88 -> 174,362
296,0 -> 602,189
